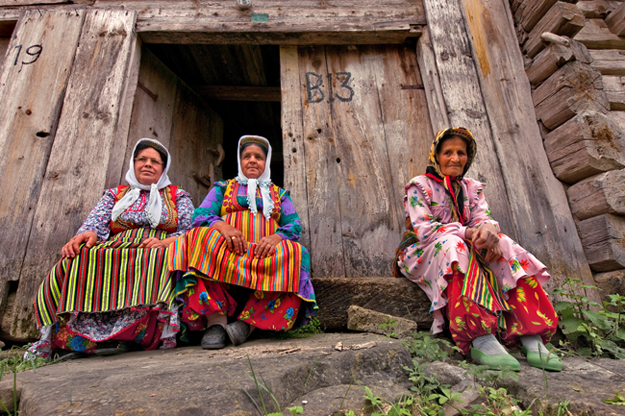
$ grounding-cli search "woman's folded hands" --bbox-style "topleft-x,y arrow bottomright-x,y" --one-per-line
465,223 -> 502,263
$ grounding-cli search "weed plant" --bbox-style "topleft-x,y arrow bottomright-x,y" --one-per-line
0,345 -> 49,415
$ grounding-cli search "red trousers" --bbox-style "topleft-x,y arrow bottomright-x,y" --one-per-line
181,278 -> 302,332
446,270 -> 558,354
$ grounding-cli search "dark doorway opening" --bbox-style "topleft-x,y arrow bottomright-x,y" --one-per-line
147,44 -> 283,187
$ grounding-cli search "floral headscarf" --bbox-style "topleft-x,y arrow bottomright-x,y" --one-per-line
424,127 -> 477,225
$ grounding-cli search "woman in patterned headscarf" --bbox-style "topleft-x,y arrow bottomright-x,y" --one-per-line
394,128 -> 562,372
29,138 -> 194,359
169,135 -> 317,349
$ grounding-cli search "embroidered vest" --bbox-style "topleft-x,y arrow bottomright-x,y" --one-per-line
110,185 -> 180,235
219,179 -> 282,221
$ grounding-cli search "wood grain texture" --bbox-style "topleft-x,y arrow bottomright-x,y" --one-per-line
603,75 -> 625,110
525,38 -> 593,85
280,46 -> 310,249
460,0 -> 597,294
589,49 -> 625,76
609,110 -> 625,131
605,2 -> 625,37
523,1 -> 586,58
422,0 -> 517,238
543,111 -> 625,183
0,9 -> 85,338
533,61 -> 609,129
576,0 -> 623,18
578,214 -> 625,272
10,9 -> 139,340
575,18 -> 625,49
194,85 -> 281,102
416,30 -> 450,133
514,0 -> 558,32
567,169 -> 625,220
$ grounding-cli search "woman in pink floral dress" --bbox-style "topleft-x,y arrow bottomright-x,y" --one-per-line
395,128 -> 562,371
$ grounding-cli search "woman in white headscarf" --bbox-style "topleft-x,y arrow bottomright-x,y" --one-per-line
169,135 -> 317,349
29,138 -> 194,359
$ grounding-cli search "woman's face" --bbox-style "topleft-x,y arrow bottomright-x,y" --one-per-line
134,147 -> 164,185
437,136 -> 468,177
241,144 -> 267,179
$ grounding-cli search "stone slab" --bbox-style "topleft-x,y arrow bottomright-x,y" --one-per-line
347,305 -> 418,338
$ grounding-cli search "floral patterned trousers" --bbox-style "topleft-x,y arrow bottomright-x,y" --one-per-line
446,270 -> 558,354
181,278 -> 302,332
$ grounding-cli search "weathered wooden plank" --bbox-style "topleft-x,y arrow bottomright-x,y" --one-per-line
0,0 -> 67,5
0,9 -> 85,338
589,49 -> 625,76
567,169 -> 625,220
10,9 -> 138,340
533,61 -> 609,129
298,46 -> 345,277
525,38 -> 593,85
422,0 -> 517,238
460,0 -> 598,294
514,0 -> 558,32
523,1 -> 586,58
604,75 -> 625,109
543,111 -> 625,183
194,85 -> 281,102
416,30 -> 450,133
280,46 -> 310,249
605,2 -> 625,36
578,214 -> 625,272
577,0 -> 624,18
575,18 -> 625,49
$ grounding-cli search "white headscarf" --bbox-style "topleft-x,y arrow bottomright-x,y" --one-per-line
235,135 -> 274,220
111,138 -> 172,228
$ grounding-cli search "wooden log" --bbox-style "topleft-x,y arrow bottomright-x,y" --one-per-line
525,37 -> 593,85
575,18 -> 625,49
567,169 -> 625,220
523,2 -> 586,58
515,0 -> 558,33
543,111 -> 625,183
578,214 -> 625,272
605,2 -> 625,37
589,49 -> 625,76
576,0 -> 624,18
9,9 -> 139,340
280,46 -> 310,249
194,85 -> 281,102
609,110 -> 625,131
603,75 -> 625,110
312,277 -> 432,331
416,30 -> 450,133
459,0 -> 598,296
0,9 -> 85,338
533,61 -> 609,129
421,0 -> 517,238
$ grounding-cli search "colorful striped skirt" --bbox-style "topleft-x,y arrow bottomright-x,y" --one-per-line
34,228 -> 175,328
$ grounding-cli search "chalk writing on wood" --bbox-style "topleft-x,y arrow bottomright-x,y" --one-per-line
13,44 -> 42,67
305,72 -> 354,103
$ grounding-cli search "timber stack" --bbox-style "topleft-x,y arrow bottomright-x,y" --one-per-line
516,0 -> 625,301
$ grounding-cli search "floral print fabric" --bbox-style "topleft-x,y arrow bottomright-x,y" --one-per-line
397,176 -> 551,334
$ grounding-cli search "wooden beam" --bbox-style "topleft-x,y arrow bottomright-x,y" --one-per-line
605,2 -> 625,37
576,0 -> 624,18
603,75 -> 625,110
589,49 -> 625,76
525,38 -> 593,86
416,30 -> 449,133
578,214 -> 625,272
575,19 -> 625,50
514,0 -> 558,33
194,85 -> 281,102
567,169 -> 625,221
523,1 -> 586,58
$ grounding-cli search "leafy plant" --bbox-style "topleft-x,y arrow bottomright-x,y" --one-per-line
1,346 -> 49,415
553,278 -> 625,358
274,318 -> 323,340
379,318 -> 399,338
402,331 -> 461,362
604,389 -> 625,406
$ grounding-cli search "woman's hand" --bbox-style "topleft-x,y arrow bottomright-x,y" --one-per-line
213,221 -> 247,255
255,234 -> 282,259
62,231 -> 98,258
139,236 -> 177,249
466,224 -> 502,263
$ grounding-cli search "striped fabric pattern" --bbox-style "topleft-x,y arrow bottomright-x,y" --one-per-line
35,228 -> 174,327
462,243 -> 511,328
169,212 -> 302,293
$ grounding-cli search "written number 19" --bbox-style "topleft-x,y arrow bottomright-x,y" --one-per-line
14,44 -> 43,67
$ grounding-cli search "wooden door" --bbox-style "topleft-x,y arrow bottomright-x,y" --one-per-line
281,45 -> 434,277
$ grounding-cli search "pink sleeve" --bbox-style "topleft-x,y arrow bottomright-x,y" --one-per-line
465,179 -> 500,232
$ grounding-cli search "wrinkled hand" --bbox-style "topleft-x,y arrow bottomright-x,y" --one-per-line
62,231 -> 97,258
254,234 -> 282,259
466,224 -> 502,263
213,221 -> 246,255
139,237 -> 174,249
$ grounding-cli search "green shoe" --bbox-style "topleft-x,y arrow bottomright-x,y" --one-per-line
520,346 -> 563,372
470,347 -> 521,372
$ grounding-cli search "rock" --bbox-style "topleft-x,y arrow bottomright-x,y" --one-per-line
347,305 -> 418,338
594,269 -> 625,303
0,379 -> 21,414
0,340 -> 5,350
6,333 -> 414,416
312,277 -> 432,331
